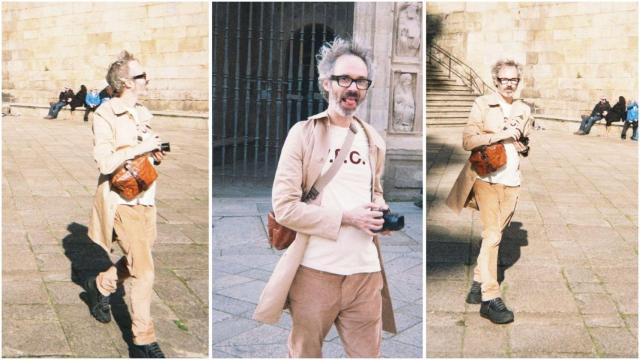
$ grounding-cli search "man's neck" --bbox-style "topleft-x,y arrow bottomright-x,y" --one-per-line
327,108 -> 353,128
119,91 -> 138,108
500,94 -> 514,105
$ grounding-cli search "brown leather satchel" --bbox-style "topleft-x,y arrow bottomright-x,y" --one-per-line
469,143 -> 507,177
267,122 -> 358,250
110,154 -> 158,201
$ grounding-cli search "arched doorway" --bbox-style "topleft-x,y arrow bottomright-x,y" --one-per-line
212,2 -> 354,185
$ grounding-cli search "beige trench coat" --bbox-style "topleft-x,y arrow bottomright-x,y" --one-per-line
253,111 -> 398,334
87,97 -> 155,252
446,92 -> 534,214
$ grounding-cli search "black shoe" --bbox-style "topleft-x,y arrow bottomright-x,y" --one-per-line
465,281 -> 482,304
130,342 -> 165,358
84,276 -> 111,323
480,297 -> 514,324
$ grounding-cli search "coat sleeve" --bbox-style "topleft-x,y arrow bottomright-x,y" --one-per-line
272,123 -> 342,240
462,99 -> 503,151
92,111 -> 140,175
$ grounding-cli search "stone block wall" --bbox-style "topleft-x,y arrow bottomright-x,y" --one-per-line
427,2 -> 637,118
2,2 -> 209,112
355,2 -> 423,201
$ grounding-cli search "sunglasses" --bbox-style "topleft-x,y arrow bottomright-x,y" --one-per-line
131,72 -> 147,80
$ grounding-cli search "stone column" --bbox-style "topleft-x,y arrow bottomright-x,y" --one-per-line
354,2 -> 423,201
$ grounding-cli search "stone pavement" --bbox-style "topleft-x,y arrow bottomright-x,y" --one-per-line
426,127 -> 638,357
212,195 -> 423,358
2,114 -> 209,357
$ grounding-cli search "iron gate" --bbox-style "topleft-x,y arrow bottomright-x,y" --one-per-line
212,2 -> 355,182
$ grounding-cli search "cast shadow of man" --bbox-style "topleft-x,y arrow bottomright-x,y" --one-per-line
468,221 -> 528,284
497,221 -> 528,284
62,222 -> 134,349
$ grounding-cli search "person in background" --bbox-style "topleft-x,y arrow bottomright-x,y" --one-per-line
604,96 -> 626,137
84,88 -> 101,122
574,96 -> 611,135
621,99 -> 638,141
70,84 -> 87,112
99,85 -> 113,104
44,87 -> 74,119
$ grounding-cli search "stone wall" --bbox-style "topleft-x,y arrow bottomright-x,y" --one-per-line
2,2 -> 209,112
427,2 -> 638,118
355,2 -> 423,201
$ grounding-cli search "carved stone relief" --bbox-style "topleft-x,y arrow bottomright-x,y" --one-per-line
392,72 -> 416,132
396,2 -> 422,58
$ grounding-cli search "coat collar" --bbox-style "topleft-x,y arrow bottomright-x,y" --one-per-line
307,110 -> 386,150
108,96 -> 144,116
485,91 -> 525,107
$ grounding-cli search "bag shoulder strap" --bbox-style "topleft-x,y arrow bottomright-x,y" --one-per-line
302,121 -> 358,202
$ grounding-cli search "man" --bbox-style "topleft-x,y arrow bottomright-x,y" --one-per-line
84,88 -> 101,122
43,87 -> 74,119
87,50 -> 166,357
446,59 -> 534,324
575,96 -> 611,135
253,37 -> 397,357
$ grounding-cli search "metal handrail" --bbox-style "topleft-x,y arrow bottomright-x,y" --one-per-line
427,43 -> 493,95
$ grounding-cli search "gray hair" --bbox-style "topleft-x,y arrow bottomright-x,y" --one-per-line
491,58 -> 523,86
316,37 -> 374,100
106,50 -> 136,97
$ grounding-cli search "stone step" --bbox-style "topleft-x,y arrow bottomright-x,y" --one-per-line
426,111 -> 470,118
426,82 -> 461,89
426,84 -> 472,91
426,92 -> 478,99
426,100 -> 475,106
426,119 -> 467,126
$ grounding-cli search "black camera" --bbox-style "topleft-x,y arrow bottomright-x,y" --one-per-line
373,208 -> 405,233
519,136 -> 530,157
160,142 -> 171,152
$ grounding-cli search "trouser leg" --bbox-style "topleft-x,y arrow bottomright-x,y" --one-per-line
622,121 -> 630,138
108,205 -> 157,345
472,180 -> 519,301
287,266 -> 342,358
335,272 -> 383,358
584,115 -> 601,134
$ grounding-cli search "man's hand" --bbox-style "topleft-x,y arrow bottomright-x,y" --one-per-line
498,127 -> 521,142
151,150 -> 164,163
342,203 -> 384,236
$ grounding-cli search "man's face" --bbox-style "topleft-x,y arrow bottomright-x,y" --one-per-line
323,54 -> 370,117
495,65 -> 519,100
600,97 -> 607,104
124,60 -> 148,97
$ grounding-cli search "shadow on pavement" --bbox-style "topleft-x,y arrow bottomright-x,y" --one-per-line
62,222 -> 134,350
498,221 -> 528,283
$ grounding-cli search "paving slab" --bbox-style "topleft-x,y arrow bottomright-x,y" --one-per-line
426,127 -> 638,357
2,114 -> 208,357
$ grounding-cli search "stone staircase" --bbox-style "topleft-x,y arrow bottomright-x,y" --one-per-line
426,63 -> 477,126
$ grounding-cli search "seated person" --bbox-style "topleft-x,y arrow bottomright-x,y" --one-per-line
70,85 -> 87,112
575,96 -> 611,135
84,88 -> 101,122
604,96 -> 626,137
99,85 -> 113,104
621,99 -> 638,141
44,87 -> 74,119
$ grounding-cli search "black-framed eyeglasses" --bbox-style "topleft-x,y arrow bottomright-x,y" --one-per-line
330,75 -> 372,90
497,77 -> 520,85
132,72 -> 147,80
